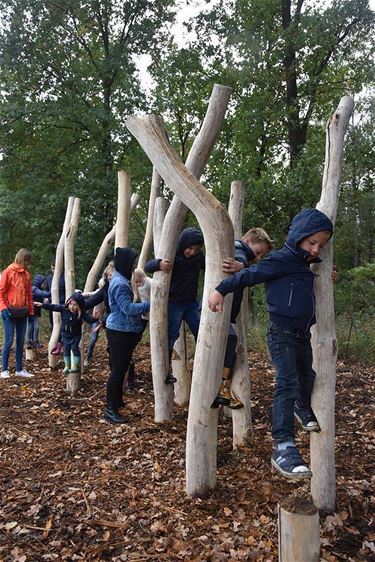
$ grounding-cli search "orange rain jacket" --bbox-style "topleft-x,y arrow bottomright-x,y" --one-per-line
0,263 -> 34,316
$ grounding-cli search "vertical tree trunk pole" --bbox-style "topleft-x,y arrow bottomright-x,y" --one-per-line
140,84 -> 232,422
227,181 -> 254,447
278,497 -> 320,562
172,323 -> 191,406
115,171 -> 131,248
153,197 -> 169,256
84,193 -> 139,293
64,198 -> 81,394
126,115 -> 234,498
48,197 -> 75,368
310,95 -> 354,511
138,167 -> 161,270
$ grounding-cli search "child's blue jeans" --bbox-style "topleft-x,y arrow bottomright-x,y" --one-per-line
1,310 -> 27,371
167,300 -> 200,353
62,335 -> 81,359
27,315 -> 40,344
87,321 -> 100,359
266,322 -> 316,443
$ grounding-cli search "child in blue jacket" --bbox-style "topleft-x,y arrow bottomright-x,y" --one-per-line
145,227 -> 205,384
27,274 -> 50,349
208,208 -> 333,480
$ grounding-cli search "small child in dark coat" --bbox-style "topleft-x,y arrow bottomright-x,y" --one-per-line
27,274 -> 50,349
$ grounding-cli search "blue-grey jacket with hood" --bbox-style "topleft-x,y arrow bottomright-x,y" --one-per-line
216,209 -> 333,332
145,227 -> 205,303
106,247 -> 150,333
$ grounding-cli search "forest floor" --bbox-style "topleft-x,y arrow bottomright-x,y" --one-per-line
0,339 -> 374,562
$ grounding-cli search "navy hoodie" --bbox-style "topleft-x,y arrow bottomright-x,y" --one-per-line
145,227 -> 205,303
31,274 -> 51,318
216,209 -> 333,331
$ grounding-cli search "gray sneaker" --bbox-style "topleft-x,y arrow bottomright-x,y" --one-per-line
15,370 -> 34,378
0,370 -> 10,379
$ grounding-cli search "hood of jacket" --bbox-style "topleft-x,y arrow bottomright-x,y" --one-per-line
114,247 -> 138,280
176,227 -> 204,256
66,291 -> 86,310
32,273 -> 46,288
285,208 -> 333,262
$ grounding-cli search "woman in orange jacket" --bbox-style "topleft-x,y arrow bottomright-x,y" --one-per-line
0,249 -> 34,378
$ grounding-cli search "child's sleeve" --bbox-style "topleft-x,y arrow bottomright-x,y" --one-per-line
42,303 -> 64,312
0,270 -> 10,311
83,311 -> 96,325
113,283 -> 150,317
145,259 -> 162,274
216,255 -> 281,296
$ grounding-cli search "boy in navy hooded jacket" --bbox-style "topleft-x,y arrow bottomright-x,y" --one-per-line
145,227 -> 205,384
208,208 -> 333,480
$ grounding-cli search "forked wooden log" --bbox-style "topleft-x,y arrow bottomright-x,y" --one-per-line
310,95 -> 354,511
48,197 -> 75,368
126,114 -> 234,498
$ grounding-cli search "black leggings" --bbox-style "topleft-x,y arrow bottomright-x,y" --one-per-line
106,329 -> 141,409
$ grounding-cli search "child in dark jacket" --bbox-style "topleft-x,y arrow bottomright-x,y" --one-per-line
212,228 -> 273,409
27,274 -> 51,349
145,227 -> 205,384
208,208 -> 333,480
39,292 -> 96,373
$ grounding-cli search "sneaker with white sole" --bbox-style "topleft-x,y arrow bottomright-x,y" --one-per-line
294,404 -> 320,432
271,446 -> 312,479
15,369 -> 34,378
0,370 -> 11,379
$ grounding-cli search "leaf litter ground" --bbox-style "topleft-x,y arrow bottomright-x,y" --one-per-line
0,340 -> 374,562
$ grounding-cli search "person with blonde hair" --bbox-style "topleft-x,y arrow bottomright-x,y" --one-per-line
0,248 -> 34,378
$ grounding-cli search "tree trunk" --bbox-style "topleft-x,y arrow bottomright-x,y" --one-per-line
310,95 -> 354,511
64,198 -> 81,394
278,497 -> 320,562
227,181 -> 254,447
136,84 -> 232,423
153,197 -> 169,256
126,114 -> 234,498
172,323 -> 192,406
48,197 -> 75,368
115,171 -> 131,248
84,193 -> 139,293
138,167 -> 161,270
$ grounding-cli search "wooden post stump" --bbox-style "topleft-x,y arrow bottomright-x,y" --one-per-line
25,348 -> 34,362
278,497 -> 320,562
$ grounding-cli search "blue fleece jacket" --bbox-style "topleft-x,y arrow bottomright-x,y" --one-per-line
216,209 -> 333,331
145,227 -> 205,303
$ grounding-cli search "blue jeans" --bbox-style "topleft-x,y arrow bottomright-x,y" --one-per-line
27,315 -> 40,344
87,321 -> 100,359
267,322 -> 316,443
167,300 -> 200,353
62,335 -> 81,359
1,310 -> 27,371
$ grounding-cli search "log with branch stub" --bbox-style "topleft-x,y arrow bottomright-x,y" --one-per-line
126,113 -> 234,498
48,197 -> 75,368
310,95 -> 354,512
135,84 -> 232,423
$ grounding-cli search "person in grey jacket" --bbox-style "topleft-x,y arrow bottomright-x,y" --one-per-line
104,247 -> 150,424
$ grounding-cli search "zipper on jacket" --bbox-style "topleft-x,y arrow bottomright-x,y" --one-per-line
288,283 -> 295,307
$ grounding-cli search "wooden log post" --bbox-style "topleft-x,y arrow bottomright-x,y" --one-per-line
310,95 -> 354,511
172,323 -> 192,406
126,114 -> 234,498
137,84 -> 232,423
227,181 -> 254,447
64,198 -> 81,394
278,497 -> 320,562
153,196 -> 169,256
138,167 -> 161,270
115,171 -> 131,249
48,197 -> 75,368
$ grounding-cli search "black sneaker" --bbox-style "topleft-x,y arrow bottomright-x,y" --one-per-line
294,404 -> 320,432
165,370 -> 177,384
271,446 -> 312,479
104,408 -> 127,424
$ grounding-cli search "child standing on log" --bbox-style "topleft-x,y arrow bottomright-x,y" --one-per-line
211,228 -> 273,409
145,227 -> 205,384
38,292 -> 96,374
208,208 -> 333,479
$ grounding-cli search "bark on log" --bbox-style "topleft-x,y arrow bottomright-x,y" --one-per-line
126,114 -> 234,498
135,84 -> 232,423
153,197 -> 169,256
172,323 -> 192,406
138,167 -> 161,270
227,181 -> 253,447
64,198 -> 81,394
115,171 -> 131,248
310,95 -> 354,512
278,497 -> 320,562
84,193 -> 139,293
25,348 -> 34,362
48,197 -> 75,368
